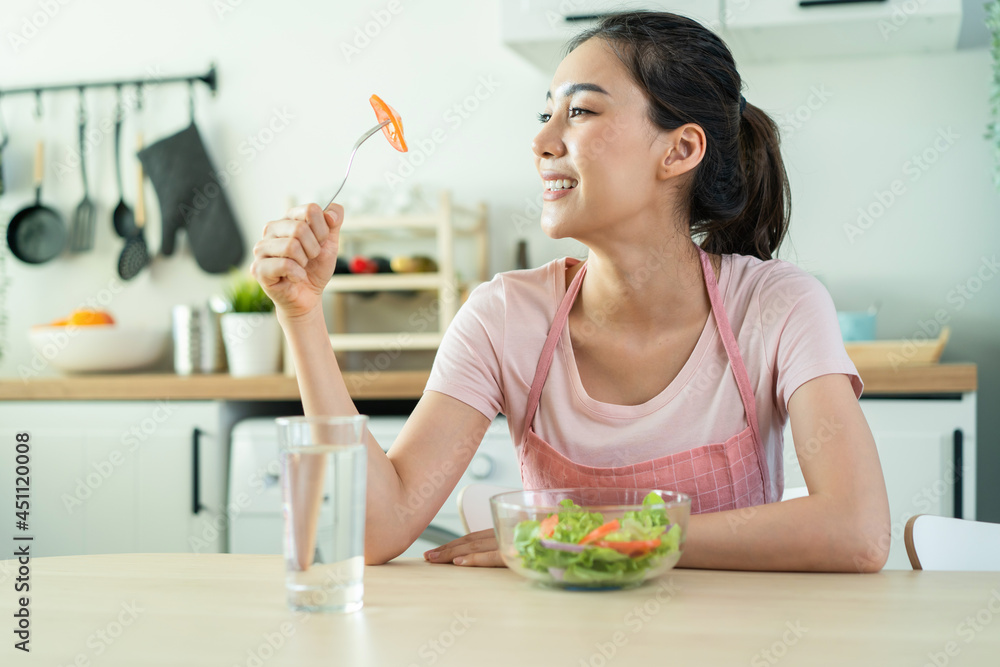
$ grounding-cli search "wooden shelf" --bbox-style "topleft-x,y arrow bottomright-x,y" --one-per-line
324,272 -> 446,292
339,214 -> 440,230
327,332 -> 443,351
290,190 -> 488,360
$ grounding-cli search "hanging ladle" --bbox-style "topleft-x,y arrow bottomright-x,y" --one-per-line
118,132 -> 149,280
112,86 -> 136,239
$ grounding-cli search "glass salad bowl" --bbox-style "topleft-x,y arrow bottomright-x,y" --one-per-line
490,488 -> 691,590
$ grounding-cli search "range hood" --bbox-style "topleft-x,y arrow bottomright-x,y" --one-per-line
723,0 -> 963,63
501,0 -> 965,70
500,0 -> 718,72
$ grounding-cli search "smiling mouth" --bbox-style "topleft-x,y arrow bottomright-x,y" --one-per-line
544,179 -> 578,191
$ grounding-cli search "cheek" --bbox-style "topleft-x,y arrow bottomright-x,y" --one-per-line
573,129 -> 639,180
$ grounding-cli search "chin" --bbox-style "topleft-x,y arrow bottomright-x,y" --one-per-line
540,216 -> 571,240
541,209 -> 594,242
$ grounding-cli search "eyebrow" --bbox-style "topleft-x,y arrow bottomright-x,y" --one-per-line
545,82 -> 610,102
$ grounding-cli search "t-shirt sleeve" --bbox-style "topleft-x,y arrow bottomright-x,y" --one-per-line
423,275 -> 505,421
762,262 -> 863,422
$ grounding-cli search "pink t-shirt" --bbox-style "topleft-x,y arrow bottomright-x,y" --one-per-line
424,253 -> 863,502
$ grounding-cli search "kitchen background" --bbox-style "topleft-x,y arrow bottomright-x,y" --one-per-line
0,0 -> 997,523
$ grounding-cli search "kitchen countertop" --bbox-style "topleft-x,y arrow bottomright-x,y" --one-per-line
0,370 -> 430,401
0,363 -> 978,400
2,553 -> 997,665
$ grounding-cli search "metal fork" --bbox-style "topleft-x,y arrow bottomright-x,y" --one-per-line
324,119 -> 390,208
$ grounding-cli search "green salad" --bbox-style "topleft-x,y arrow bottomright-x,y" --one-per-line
512,491 -> 682,587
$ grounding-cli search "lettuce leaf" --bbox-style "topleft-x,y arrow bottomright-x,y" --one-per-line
511,491 -> 681,587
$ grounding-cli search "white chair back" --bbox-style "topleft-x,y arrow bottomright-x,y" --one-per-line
905,514 -> 1000,571
457,484 -> 519,533
781,485 -> 809,501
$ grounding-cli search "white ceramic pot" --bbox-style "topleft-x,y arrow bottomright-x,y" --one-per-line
220,312 -> 282,377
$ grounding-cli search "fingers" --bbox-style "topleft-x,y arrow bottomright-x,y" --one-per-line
253,237 -> 309,268
260,218 -> 322,260
424,529 -> 497,563
251,256 -> 307,287
452,550 -> 505,568
324,202 -> 344,232
282,202 -> 344,246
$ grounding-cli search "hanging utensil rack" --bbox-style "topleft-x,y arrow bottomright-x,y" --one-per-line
0,63 -> 217,109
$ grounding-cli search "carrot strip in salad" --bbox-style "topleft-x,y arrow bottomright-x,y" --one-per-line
578,519 -> 620,545
539,514 -> 559,538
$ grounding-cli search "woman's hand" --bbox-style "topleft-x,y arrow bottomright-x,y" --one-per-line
250,202 -> 344,321
423,529 -> 505,567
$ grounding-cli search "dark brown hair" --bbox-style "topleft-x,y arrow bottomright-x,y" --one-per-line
564,11 -> 790,260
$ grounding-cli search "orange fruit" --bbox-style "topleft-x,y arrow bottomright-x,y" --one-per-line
68,310 -> 115,326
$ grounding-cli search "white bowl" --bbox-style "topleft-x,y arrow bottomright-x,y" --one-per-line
28,325 -> 169,373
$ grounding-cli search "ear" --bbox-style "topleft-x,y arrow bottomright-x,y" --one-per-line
657,123 -> 706,181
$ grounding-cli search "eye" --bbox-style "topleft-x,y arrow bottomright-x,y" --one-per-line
536,108 -> 593,124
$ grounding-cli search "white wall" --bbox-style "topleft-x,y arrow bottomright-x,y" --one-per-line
1,1 -> 997,518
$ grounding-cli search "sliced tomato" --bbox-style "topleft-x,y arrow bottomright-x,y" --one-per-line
369,94 -> 408,152
578,519 -> 620,545
595,538 -> 662,558
539,514 -> 559,538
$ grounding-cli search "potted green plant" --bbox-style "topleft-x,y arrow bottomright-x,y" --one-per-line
220,270 -> 281,377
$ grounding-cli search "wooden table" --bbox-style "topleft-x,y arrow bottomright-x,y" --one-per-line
2,554 -> 998,666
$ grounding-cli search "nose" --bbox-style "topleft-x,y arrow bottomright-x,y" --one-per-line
531,120 -> 565,160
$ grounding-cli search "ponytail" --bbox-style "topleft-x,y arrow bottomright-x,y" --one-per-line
564,12 -> 791,260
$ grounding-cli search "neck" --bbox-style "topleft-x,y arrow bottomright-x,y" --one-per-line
575,238 -> 714,338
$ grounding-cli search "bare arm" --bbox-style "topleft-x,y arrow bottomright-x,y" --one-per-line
283,315 -> 492,562
252,202 -> 493,564
427,373 -> 892,572
675,373 -> 891,572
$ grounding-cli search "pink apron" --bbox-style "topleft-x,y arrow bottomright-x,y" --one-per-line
518,246 -> 773,514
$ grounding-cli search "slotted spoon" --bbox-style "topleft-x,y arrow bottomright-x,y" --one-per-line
68,93 -> 96,252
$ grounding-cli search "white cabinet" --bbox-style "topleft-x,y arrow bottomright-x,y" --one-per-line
501,0 -> 963,70
0,401 -> 227,557
501,0 -> 721,71
781,393 -> 977,570
722,0 -> 962,63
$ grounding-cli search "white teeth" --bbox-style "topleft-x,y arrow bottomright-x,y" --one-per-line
544,179 -> 578,191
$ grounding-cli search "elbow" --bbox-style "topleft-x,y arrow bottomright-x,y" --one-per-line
364,526 -> 423,565
364,542 -> 402,565
850,539 -> 889,573
365,552 -> 392,566
845,508 -> 891,574
364,537 -> 404,566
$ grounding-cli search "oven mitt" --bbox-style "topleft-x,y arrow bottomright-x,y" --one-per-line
137,122 -> 244,273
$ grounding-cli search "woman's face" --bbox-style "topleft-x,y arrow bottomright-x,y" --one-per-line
532,37 -> 703,243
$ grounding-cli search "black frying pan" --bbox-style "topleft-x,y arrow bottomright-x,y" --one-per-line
7,140 -> 66,264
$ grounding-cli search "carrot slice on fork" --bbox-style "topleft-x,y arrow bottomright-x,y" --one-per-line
369,94 -> 408,152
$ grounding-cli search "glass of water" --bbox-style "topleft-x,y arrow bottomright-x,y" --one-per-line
276,415 -> 368,613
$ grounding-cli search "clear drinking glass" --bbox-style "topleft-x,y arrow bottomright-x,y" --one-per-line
276,415 -> 368,613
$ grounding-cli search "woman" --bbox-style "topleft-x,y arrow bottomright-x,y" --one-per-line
251,11 -> 891,573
